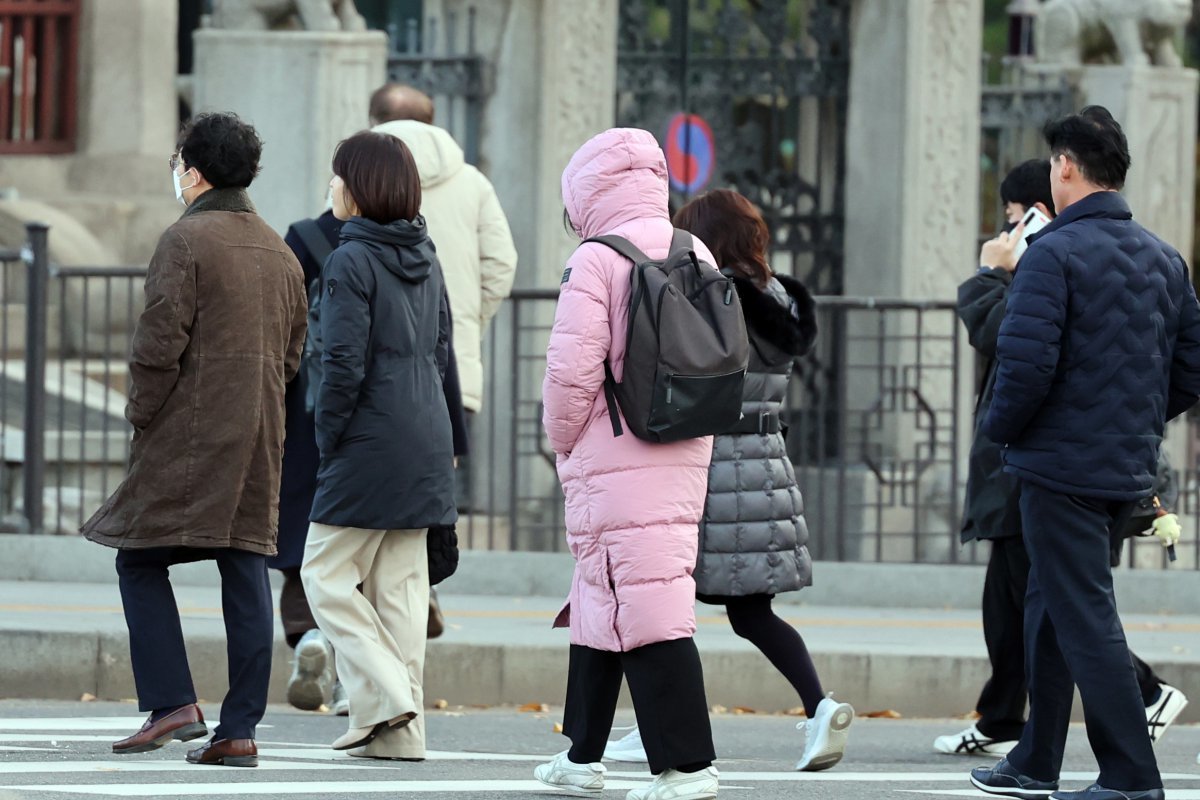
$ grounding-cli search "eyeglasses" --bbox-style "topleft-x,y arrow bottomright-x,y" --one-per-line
168,153 -> 182,171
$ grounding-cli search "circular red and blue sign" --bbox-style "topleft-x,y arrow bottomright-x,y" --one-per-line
664,113 -> 715,195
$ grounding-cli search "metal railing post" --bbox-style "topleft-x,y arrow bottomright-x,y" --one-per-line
22,221 -> 49,534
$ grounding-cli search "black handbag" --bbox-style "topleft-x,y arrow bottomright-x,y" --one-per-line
427,525 -> 459,586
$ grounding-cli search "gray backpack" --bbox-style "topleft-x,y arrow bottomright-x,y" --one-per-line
585,230 -> 749,443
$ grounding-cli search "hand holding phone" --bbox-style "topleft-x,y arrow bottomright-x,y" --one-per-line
1011,206 -> 1051,262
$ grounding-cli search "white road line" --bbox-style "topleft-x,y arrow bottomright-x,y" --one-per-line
0,719 -> 272,732
902,794 -> 1200,800
0,760 -> 389,774
0,746 -> 51,752
0,779 -> 651,796
259,748 -> 549,762
608,770 -> 1200,783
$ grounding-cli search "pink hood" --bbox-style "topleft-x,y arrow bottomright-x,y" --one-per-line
562,128 -> 671,240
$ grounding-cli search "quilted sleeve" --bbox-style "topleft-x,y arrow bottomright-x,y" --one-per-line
956,268 -> 1012,358
982,246 -> 1067,444
542,248 -> 611,456
1167,256 -> 1200,420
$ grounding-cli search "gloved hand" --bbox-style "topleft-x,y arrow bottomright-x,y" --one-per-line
1152,512 -> 1181,549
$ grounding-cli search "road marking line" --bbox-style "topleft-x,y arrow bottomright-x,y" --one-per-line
0,779 -> 651,796
0,719 -> 272,732
259,748 -> 550,762
0,760 -> 389,774
901,794 -> 1200,800
607,770 -> 1200,783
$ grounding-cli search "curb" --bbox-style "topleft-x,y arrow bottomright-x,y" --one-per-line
2,627 -> 1198,723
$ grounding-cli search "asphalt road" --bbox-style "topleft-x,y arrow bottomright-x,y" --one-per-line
0,700 -> 1197,799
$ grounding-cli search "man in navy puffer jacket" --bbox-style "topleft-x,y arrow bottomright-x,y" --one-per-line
970,107 -> 1200,800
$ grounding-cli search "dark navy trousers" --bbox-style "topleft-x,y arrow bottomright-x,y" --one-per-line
1006,481 -> 1161,791
115,546 -> 273,741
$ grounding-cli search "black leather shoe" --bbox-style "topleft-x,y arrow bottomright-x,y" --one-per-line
1051,785 -> 1164,800
970,758 -> 1059,799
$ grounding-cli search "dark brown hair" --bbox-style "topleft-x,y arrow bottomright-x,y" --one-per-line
673,189 -> 772,287
332,131 -> 422,224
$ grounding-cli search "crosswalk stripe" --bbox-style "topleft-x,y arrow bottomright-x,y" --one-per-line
0,719 -> 273,732
0,760 -> 384,774
0,779 -> 651,796
903,793 -> 1200,800
259,748 -> 548,762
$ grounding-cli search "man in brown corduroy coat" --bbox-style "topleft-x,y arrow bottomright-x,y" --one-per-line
82,112 -> 307,768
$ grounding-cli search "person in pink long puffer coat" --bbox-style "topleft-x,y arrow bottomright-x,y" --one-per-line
533,128 -> 720,800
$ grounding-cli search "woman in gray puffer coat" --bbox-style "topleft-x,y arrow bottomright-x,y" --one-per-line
677,189 -> 854,772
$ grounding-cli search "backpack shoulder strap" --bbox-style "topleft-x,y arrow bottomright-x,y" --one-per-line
293,218 -> 336,272
669,228 -> 694,255
582,235 -> 651,265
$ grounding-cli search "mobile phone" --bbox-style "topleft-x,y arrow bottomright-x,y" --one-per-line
1011,206 -> 1052,262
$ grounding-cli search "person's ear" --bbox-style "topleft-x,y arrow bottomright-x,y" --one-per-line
1034,201 -> 1052,218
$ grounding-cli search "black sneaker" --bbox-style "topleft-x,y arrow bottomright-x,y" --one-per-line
970,758 -> 1059,799
1050,786 -> 1164,800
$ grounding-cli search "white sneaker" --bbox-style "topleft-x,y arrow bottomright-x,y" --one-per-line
625,766 -> 718,800
795,697 -> 854,771
933,723 -> 1017,757
287,629 -> 334,711
604,727 -> 649,763
534,751 -> 606,796
1146,684 -> 1188,743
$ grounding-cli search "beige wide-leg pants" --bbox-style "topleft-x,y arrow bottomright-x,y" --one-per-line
301,524 -> 429,758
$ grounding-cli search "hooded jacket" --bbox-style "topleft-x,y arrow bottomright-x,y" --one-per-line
308,215 -> 457,531
371,120 -> 518,413
543,128 -> 718,652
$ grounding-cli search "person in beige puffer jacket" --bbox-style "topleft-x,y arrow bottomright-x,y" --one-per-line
370,115 -> 518,416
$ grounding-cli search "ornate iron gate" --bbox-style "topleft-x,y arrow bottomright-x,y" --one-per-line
615,0 -> 850,294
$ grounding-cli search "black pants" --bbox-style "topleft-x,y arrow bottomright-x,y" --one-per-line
279,567 -> 319,649
1005,481 -> 1161,791
976,536 -> 1164,741
116,546 -> 273,741
563,640 -> 715,775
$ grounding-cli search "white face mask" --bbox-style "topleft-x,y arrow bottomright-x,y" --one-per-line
173,168 -> 196,205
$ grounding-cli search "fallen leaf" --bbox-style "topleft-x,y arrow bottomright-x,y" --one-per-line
79,693 -> 96,702
732,706 -> 757,715
553,722 -> 564,733
862,709 -> 902,719
519,702 -> 549,713
710,704 -> 727,715
433,699 -> 449,710
784,706 -> 807,717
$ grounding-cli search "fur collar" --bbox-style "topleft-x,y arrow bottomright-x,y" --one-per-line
184,187 -> 256,217
732,273 -> 818,356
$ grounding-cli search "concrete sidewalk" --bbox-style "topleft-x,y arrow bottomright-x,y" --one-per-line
2,578 -> 1198,722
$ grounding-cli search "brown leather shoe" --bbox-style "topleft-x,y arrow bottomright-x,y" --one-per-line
186,737 -> 258,767
112,704 -> 208,754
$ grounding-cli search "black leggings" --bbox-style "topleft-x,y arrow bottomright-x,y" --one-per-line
724,594 -> 825,715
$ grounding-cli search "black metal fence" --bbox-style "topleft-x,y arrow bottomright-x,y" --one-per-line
5,222 -> 1198,570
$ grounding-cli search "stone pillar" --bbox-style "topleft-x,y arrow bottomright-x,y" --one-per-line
473,0 -> 617,290
844,0 -> 982,300
438,0 -> 616,543
191,30 -> 388,234
1078,66 -> 1199,260
842,0 -> 983,561
75,0 -> 179,191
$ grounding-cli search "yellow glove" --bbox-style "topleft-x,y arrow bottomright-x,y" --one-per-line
1152,513 -> 1181,549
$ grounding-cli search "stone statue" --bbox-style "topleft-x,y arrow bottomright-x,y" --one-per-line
210,0 -> 367,32
1036,0 -> 1192,68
